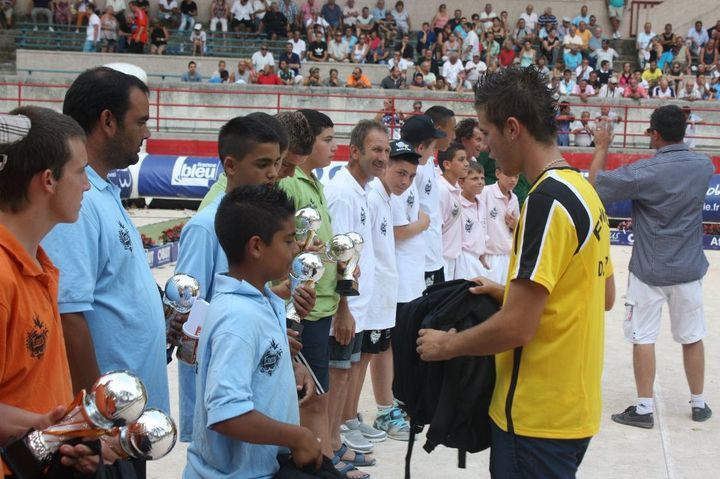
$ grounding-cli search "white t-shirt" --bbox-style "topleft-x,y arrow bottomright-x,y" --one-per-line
442,60 -> 464,88
251,50 -> 275,71
465,59 -> 487,83
388,57 -> 414,72
463,30 -> 480,60
290,38 -> 306,57
159,0 -> 178,11
482,183 -> 519,255
571,120 -> 594,146
415,159 -> 443,272
343,5 -> 359,25
325,166 -> 375,331
685,113 -> 702,149
479,11 -> 497,31
86,13 -> 100,41
392,183 -> 426,303
575,65 -> 593,81
519,12 -> 538,30
252,0 -> 266,19
438,175 -> 462,262
366,180 -> 397,330
231,0 -> 254,20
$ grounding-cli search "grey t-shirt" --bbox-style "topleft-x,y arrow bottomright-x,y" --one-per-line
595,143 -> 713,286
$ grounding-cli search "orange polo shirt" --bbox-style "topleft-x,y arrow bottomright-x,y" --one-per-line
0,224 -> 73,418
346,73 -> 372,88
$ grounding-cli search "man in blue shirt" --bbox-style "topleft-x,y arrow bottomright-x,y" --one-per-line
42,67 -> 169,478
589,105 -> 714,428
572,4 -> 590,27
320,0 -> 341,30
184,185 -> 320,479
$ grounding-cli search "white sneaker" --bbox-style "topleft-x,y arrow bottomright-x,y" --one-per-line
33,26 -> 38,31
48,26 -> 54,32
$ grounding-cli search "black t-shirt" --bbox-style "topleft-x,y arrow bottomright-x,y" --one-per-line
180,0 -> 197,15
150,27 -> 167,45
263,11 -> 288,31
308,41 -> 327,59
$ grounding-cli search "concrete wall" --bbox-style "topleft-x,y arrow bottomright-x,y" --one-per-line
638,1 -> 720,40
1,70 -> 719,150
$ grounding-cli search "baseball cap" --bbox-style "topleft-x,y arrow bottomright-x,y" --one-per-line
562,16 -> 571,22
609,76 -> 619,83
194,23 -> 202,30
389,139 -> 421,160
401,115 -> 446,144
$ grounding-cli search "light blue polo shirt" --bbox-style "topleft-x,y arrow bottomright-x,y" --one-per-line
175,192 -> 229,441
42,166 -> 169,412
184,274 -> 299,479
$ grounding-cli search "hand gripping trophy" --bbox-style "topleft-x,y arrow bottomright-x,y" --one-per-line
1,371 -> 147,478
163,273 -> 201,356
102,408 -> 177,461
328,233 -> 363,296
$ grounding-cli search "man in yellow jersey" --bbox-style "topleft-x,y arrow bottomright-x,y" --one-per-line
416,67 -> 616,478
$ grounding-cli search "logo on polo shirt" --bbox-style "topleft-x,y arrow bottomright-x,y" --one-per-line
465,218 -> 473,233
260,339 -> 283,376
490,207 -> 498,219
424,179 -> 432,195
26,315 -> 48,359
118,221 -> 133,251
171,157 -> 219,188
451,202 -> 460,218
407,191 -> 415,207
360,206 -> 366,226
380,218 -> 388,236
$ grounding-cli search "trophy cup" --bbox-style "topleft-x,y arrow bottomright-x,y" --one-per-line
163,273 -> 201,349
329,233 -> 362,296
295,207 -> 322,251
1,371 -> 147,479
102,408 -> 177,461
286,253 -> 326,331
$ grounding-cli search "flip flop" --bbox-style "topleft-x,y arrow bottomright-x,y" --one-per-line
335,444 -> 376,467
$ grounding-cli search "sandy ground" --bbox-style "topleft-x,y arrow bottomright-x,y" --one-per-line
137,208 -> 719,478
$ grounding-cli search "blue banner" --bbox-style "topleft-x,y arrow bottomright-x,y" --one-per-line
107,168 -> 133,199
606,174 -> 720,223
145,242 -> 179,268
138,156 -> 221,199
610,230 -> 719,250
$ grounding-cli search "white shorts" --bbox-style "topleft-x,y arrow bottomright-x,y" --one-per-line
454,250 -> 488,281
608,6 -> 624,19
443,257 -> 457,282
484,254 -> 510,285
623,272 -> 705,345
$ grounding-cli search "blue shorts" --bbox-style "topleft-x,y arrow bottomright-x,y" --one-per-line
299,316 -> 331,392
328,331 -> 364,369
489,421 -> 591,479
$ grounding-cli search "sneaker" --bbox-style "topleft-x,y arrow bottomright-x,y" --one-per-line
374,407 -> 410,441
33,26 -> 38,31
611,405 -> 654,429
341,428 -> 374,454
692,403 -> 712,422
48,26 -> 54,32
355,414 -> 387,442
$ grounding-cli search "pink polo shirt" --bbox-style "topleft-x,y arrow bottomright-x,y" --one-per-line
461,194 -> 487,258
438,175 -> 463,261
482,182 -> 519,255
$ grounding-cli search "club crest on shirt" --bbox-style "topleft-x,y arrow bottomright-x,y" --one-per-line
360,207 -> 366,226
407,191 -> 415,207
380,218 -> 388,236
260,339 -> 283,376
451,202 -> 460,218
424,179 -> 432,195
489,207 -> 498,219
26,315 -> 48,359
118,221 -> 133,251
370,330 -> 381,344
465,218 -> 474,233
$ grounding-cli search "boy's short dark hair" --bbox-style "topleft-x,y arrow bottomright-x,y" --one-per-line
475,67 -> 558,144
0,107 -> 85,213
247,112 -> 289,153
425,105 -> 455,128
454,118 -> 479,141
218,115 -> 282,163
215,185 -> 295,265
437,142 -> 463,172
649,105 -> 686,143
64,67 -> 149,134
276,111 -> 314,155
298,109 -> 334,137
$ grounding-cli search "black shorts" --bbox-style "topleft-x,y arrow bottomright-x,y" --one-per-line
328,331 -> 364,369
424,267 -> 445,287
231,18 -> 254,29
299,316 -> 331,392
361,328 -> 392,354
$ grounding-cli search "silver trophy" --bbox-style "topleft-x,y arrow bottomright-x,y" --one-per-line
0,371 -> 147,478
163,273 -> 200,349
295,207 -> 322,251
286,253 -> 326,327
103,408 -> 177,461
330,233 -> 362,296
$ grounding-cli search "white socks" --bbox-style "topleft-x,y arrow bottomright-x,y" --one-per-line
636,397 -> 654,415
691,394 -> 706,409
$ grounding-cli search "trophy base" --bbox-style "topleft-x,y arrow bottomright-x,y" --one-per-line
335,279 -> 360,296
1,431 -> 47,479
287,320 -> 304,338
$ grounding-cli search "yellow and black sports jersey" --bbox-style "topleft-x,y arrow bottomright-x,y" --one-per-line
489,168 -> 613,439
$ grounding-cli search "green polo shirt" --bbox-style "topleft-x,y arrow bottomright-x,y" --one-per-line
280,167 -> 340,321
198,173 -> 228,211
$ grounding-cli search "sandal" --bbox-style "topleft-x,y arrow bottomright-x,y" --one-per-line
332,453 -> 371,479
335,444 -> 376,467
